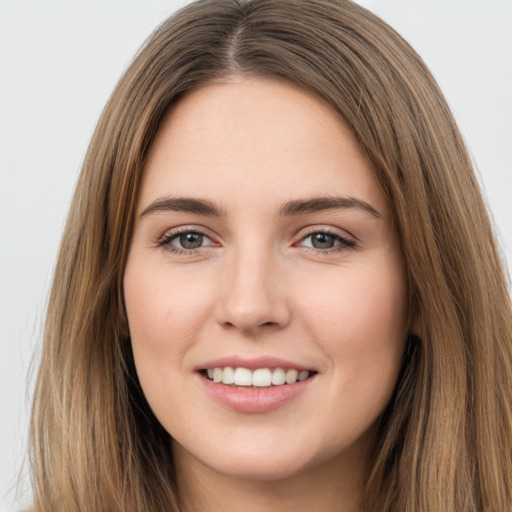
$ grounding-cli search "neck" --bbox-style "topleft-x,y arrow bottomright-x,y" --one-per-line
173,438 -> 371,512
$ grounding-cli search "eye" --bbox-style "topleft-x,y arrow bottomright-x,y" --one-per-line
175,232 -> 208,249
298,230 -> 356,251
303,232 -> 339,249
158,230 -> 215,253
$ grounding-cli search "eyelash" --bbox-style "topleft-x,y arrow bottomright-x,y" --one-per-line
298,229 -> 356,255
157,228 -> 216,256
157,227 -> 356,255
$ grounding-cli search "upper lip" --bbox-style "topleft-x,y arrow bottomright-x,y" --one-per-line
195,356 -> 316,372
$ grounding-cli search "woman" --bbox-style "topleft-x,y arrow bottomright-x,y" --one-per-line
28,0 -> 512,510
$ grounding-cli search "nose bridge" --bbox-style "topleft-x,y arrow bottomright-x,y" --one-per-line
217,239 -> 289,332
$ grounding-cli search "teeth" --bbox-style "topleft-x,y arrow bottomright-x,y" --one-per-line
297,370 -> 309,381
213,367 -> 223,383
205,366 -> 313,387
271,367 -> 286,385
252,368 -> 272,387
222,366 -> 235,385
233,367 -> 252,386
285,369 -> 298,384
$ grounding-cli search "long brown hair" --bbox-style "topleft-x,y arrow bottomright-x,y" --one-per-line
29,1 -> 512,510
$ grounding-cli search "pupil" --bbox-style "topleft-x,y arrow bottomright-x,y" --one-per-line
312,233 -> 334,249
180,232 -> 203,249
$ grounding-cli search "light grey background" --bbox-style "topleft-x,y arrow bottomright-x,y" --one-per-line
1,1 -> 511,510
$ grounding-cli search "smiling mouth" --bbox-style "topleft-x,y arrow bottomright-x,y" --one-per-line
200,366 -> 317,388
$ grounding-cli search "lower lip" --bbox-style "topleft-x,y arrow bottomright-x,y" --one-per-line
198,373 -> 316,413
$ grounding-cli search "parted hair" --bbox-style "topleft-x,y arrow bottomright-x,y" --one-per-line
29,1 -> 512,510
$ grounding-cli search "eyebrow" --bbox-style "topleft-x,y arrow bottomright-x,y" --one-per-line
140,195 -> 382,219
140,197 -> 225,218
279,196 -> 382,218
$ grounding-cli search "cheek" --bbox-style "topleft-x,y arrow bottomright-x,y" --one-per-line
296,259 -> 408,406
301,263 -> 406,339
123,259 -> 221,432
123,261 -> 212,382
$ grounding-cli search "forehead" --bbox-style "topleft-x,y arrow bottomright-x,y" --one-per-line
139,78 -> 388,216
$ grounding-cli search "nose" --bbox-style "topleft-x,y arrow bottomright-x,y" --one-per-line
215,248 -> 291,334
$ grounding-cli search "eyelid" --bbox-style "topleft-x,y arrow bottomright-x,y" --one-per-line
294,226 -> 357,252
154,224 -> 356,255
156,225 -> 220,253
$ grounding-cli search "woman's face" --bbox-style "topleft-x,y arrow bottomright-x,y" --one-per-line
124,78 -> 409,481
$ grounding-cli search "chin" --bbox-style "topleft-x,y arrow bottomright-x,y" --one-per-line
174,435 -> 317,482
207,452 -> 312,482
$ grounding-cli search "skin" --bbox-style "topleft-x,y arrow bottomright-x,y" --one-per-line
124,78 -> 410,512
